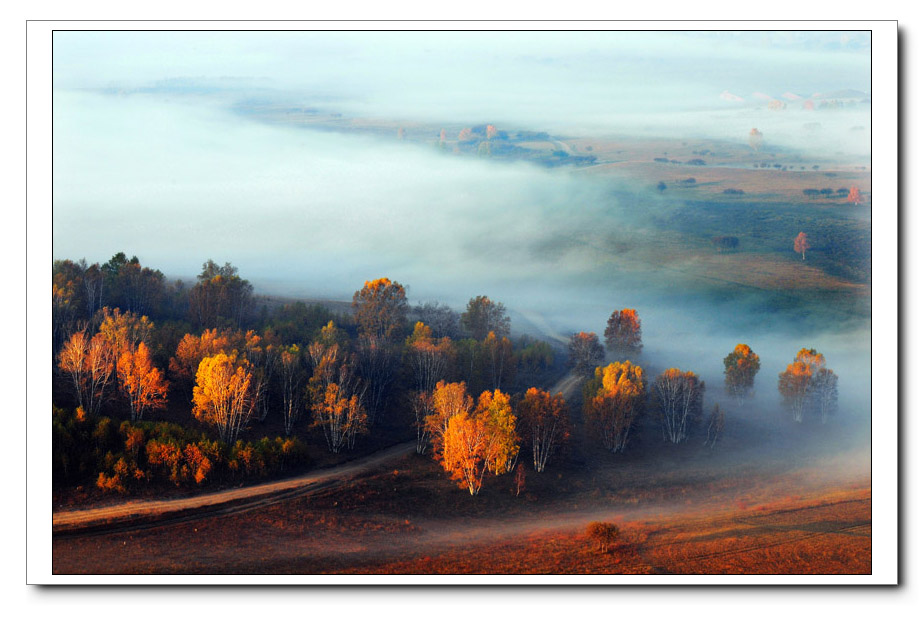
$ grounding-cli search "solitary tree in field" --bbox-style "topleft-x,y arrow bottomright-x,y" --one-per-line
568,331 -> 604,376
461,295 -> 510,340
586,521 -> 620,553
604,309 -> 642,356
847,186 -> 861,205
652,368 -> 704,444
517,387 -> 570,473
723,344 -> 761,405
778,349 -> 827,423
748,128 -> 763,152
116,341 -> 168,423
192,352 -> 254,445
584,361 -> 646,453
794,232 -> 809,261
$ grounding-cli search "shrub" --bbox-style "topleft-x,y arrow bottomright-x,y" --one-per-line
586,521 -> 620,553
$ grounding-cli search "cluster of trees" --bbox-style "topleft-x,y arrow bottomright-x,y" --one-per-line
778,348 -> 839,423
53,406 -> 308,492
419,380 -> 570,495
54,257 -> 564,495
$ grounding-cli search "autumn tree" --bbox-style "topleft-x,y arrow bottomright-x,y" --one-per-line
460,295 -> 510,341
586,521 -> 620,553
778,361 -> 813,422
425,380 -> 474,461
584,361 -> 646,453
169,328 -> 234,399
57,329 -> 117,416
352,277 -> 409,342
192,352 -> 255,445
847,186 -> 861,205
278,344 -> 307,436
97,307 -> 154,355
652,368 -> 704,444
410,390 -> 434,454
778,348 -> 830,423
723,344 -> 761,405
440,390 -> 519,495
517,388 -> 570,473
748,128 -> 763,152
604,309 -> 642,355
116,342 -> 169,423
794,232 -> 809,261
307,340 -> 367,453
567,331 -> 604,376
704,404 -> 725,448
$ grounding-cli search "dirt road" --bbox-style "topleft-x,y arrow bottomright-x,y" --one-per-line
52,441 -> 416,535
54,368 -> 587,536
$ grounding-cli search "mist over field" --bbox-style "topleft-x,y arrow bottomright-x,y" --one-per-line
52,30 -> 872,422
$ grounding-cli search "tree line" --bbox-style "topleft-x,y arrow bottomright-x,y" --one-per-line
52,254 -> 841,498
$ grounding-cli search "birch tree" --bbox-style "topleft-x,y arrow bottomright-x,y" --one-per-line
278,345 -> 307,436
192,352 -> 255,445
653,368 -> 704,444
517,388 -> 569,473
307,341 -> 367,453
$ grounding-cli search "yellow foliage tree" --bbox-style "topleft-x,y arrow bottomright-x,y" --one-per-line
440,389 -> 519,495
584,361 -> 645,452
192,352 -> 254,445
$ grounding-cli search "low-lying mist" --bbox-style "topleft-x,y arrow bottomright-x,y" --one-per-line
53,87 -> 871,432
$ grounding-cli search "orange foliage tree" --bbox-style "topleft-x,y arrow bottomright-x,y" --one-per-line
748,128 -> 763,151
425,380 -> 474,460
192,352 -> 255,445
652,368 -> 704,444
723,344 -> 761,405
604,309 -> 642,355
584,361 -> 646,453
778,361 -> 813,423
517,388 -> 570,473
847,186 -> 861,205
116,341 -> 168,422
794,232 -> 809,261
567,331 -> 604,376
98,307 -> 154,354
440,390 -> 519,495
